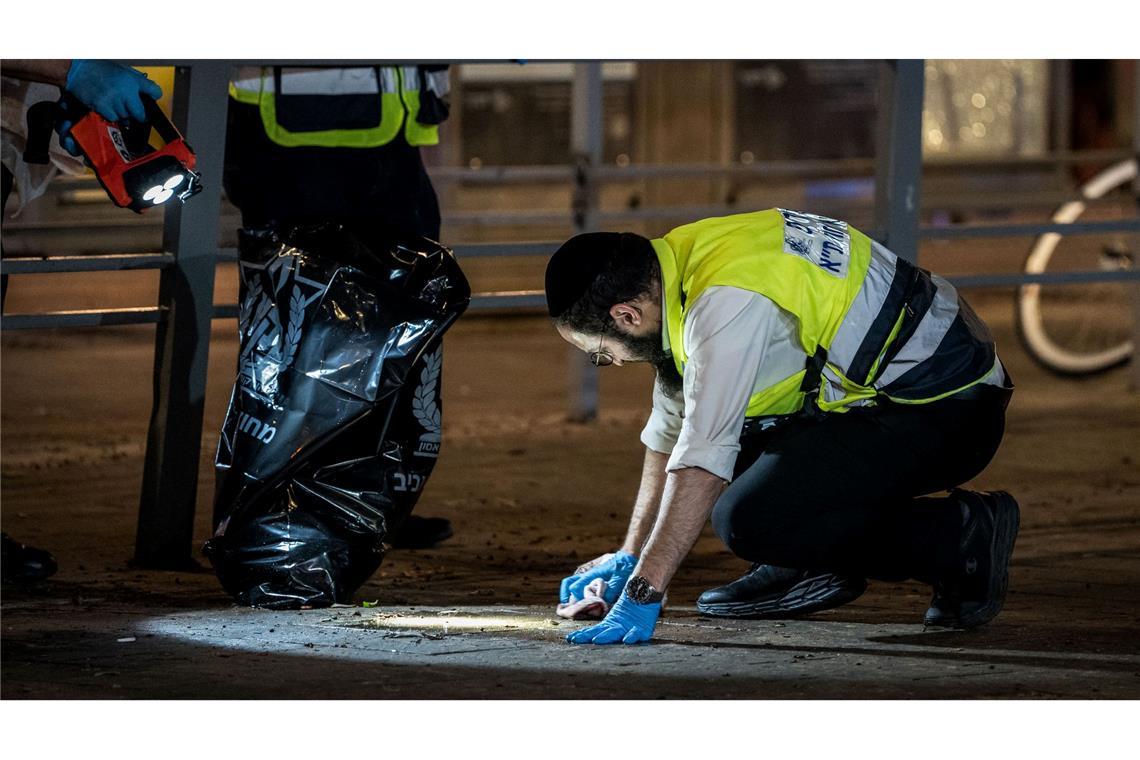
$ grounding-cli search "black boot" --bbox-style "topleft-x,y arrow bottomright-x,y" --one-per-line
924,490 -> 1020,629
697,564 -> 867,619
1,532 -> 58,583
389,515 -> 453,550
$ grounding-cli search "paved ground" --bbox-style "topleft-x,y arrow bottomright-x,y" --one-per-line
3,274 -> 1139,698
4,599 -> 1139,699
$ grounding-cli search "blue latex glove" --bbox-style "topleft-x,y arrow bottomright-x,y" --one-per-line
559,550 -> 637,607
65,60 -> 163,122
58,61 -> 163,155
566,591 -> 661,645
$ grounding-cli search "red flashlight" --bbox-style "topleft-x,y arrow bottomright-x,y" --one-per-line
29,95 -> 203,213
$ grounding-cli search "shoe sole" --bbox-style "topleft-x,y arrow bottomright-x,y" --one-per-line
697,573 -> 867,620
928,492 -> 1020,629
958,491 -> 1020,628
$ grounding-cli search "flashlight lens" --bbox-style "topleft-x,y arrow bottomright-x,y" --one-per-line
141,175 -> 185,204
143,184 -> 174,204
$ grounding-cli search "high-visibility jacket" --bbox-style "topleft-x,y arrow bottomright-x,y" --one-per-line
228,65 -> 449,149
651,209 -> 998,420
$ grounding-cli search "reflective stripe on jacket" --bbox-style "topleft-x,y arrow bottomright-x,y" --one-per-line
229,65 -> 449,148
652,209 -> 997,419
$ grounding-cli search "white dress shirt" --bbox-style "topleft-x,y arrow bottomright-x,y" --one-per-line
639,285 -> 1004,482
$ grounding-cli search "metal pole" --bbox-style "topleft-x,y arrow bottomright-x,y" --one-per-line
874,60 -> 926,264
1130,62 -> 1140,392
1050,60 -> 1072,156
566,62 -> 603,422
135,62 -> 230,568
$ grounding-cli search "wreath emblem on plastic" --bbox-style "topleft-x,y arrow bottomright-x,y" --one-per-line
237,255 -> 324,403
411,347 -> 443,457
283,287 -> 305,367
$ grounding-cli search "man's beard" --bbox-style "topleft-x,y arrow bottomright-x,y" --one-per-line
612,331 -> 684,397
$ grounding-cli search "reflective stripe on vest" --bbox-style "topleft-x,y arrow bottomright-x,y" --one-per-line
228,66 -> 441,148
398,66 -> 436,147
652,209 -> 997,419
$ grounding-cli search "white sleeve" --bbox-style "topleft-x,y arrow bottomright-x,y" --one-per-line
667,287 -> 801,482
639,374 -> 685,454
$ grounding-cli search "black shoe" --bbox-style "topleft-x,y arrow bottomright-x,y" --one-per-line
389,515 -> 453,550
924,490 -> 1020,629
1,532 -> 58,583
697,564 -> 867,619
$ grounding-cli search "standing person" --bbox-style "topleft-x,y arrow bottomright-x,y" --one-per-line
547,208 -> 1018,645
2,60 -> 163,582
223,64 -> 454,549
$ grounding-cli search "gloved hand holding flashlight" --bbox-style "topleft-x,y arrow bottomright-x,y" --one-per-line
57,60 -> 163,155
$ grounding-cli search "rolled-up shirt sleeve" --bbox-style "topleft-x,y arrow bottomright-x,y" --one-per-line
639,374 -> 685,454
666,288 -> 799,482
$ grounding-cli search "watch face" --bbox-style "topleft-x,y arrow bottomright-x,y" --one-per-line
628,576 -> 663,603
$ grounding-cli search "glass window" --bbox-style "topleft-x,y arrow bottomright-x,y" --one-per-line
922,60 -> 1049,156
457,63 -> 636,166
734,61 -> 880,161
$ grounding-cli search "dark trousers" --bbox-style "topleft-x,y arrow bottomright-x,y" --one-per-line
712,384 -> 1012,583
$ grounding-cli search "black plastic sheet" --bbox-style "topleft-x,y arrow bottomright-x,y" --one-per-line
205,226 -> 470,609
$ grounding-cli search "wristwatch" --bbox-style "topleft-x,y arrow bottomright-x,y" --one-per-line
625,575 -> 665,604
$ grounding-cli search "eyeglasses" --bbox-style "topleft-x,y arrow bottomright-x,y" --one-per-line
590,334 -> 615,367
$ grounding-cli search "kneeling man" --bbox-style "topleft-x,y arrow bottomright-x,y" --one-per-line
546,209 -> 1018,645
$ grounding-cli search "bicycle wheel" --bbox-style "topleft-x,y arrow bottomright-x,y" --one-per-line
1015,159 -> 1137,376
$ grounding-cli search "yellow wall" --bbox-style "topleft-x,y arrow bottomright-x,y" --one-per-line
135,66 -> 174,117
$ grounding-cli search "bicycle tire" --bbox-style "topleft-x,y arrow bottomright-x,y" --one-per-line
1015,158 -> 1137,376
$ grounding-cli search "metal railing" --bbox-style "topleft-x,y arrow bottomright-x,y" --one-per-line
4,62 -> 231,569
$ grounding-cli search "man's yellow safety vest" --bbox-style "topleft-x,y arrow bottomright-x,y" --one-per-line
228,65 -> 448,149
651,209 -> 998,420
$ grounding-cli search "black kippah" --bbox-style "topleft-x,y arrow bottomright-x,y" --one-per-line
545,232 -> 628,318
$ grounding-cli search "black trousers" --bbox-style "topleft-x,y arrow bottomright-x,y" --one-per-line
712,384 -> 1012,583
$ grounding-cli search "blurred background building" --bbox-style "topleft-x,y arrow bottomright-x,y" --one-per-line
3,59 -> 1136,293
